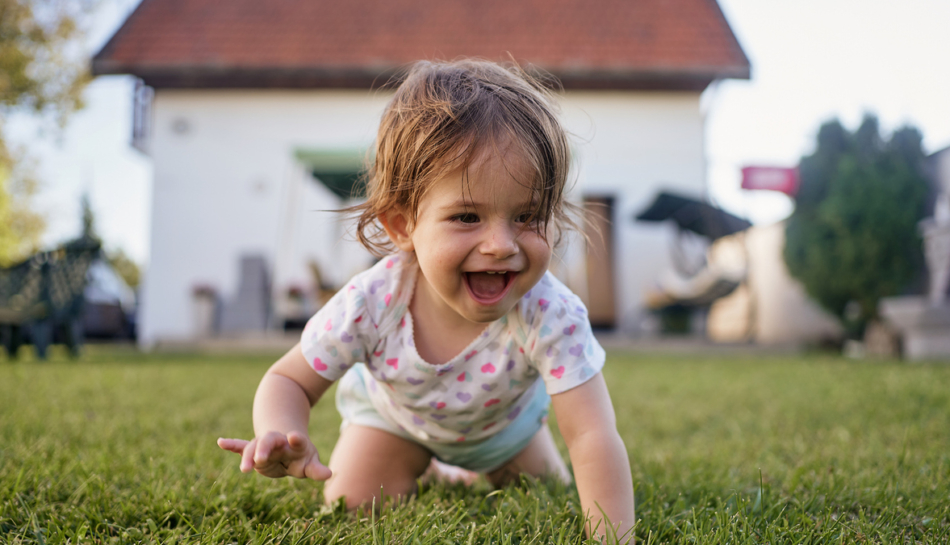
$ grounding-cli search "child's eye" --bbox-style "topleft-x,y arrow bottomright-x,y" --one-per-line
515,213 -> 535,224
454,213 -> 479,224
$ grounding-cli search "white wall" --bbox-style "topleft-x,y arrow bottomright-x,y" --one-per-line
141,90 -> 389,345
141,89 -> 708,344
560,92 -> 708,332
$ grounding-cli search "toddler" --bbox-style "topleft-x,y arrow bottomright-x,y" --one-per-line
218,59 -> 635,540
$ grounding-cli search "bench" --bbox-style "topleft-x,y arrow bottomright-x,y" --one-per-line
0,239 -> 100,359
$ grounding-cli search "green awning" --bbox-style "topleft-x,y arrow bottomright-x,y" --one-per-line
294,148 -> 370,199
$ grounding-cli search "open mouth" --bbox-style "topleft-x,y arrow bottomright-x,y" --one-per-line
464,271 -> 517,305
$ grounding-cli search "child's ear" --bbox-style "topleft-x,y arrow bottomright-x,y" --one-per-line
379,209 -> 414,252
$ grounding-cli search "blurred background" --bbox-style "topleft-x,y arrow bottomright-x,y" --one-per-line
2,0 -> 948,359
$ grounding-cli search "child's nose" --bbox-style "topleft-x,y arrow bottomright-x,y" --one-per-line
480,223 -> 519,258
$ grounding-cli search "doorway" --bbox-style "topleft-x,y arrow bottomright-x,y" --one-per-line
583,196 -> 616,329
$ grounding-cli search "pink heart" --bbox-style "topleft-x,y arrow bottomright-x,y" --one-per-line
538,298 -> 550,309
464,350 -> 478,360
435,401 -> 446,409
324,319 -> 332,331
563,324 -> 576,335
386,259 -> 395,268
386,358 -> 399,369
484,398 -> 500,407
551,366 -> 565,379
480,362 -> 496,373
384,293 -> 392,306
313,358 -> 328,371
457,372 -> 469,382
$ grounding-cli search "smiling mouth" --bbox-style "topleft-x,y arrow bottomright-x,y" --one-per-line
464,271 -> 516,305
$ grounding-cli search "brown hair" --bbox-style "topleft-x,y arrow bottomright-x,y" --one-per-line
352,58 -> 578,256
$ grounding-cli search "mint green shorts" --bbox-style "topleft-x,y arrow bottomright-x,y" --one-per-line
336,363 -> 550,472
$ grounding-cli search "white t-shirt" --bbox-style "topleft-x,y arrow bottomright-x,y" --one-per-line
300,253 -> 605,443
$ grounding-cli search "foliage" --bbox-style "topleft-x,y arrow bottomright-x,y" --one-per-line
77,192 -> 141,287
1,348 -> 948,543
0,0 -> 91,119
0,141 -> 44,266
0,0 -> 94,266
106,246 -> 140,288
784,114 -> 931,336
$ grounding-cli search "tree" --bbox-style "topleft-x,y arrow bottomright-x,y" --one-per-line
0,143 -> 44,266
0,0 -> 93,265
78,192 -> 141,288
784,114 -> 931,337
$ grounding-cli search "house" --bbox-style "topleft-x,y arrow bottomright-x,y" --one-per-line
92,0 -> 750,346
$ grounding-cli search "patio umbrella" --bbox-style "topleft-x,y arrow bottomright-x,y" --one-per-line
634,191 -> 751,240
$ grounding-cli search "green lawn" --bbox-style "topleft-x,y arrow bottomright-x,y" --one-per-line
1,346 -> 948,544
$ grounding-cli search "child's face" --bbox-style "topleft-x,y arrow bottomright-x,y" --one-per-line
384,151 -> 553,325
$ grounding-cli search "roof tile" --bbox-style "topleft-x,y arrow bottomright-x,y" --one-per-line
94,0 -> 750,89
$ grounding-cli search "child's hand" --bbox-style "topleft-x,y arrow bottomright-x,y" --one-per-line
217,431 -> 333,481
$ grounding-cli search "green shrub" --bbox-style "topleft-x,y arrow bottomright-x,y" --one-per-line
784,115 -> 930,337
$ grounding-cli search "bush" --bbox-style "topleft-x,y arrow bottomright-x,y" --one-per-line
784,115 -> 930,337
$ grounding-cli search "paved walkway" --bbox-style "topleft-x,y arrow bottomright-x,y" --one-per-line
152,331 -> 802,356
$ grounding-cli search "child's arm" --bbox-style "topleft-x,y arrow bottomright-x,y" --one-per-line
217,343 -> 334,481
552,373 -> 635,543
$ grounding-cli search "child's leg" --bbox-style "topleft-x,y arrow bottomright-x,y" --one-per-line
486,423 -> 571,487
323,424 -> 432,509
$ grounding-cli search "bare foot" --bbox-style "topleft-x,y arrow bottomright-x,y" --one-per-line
422,459 -> 480,485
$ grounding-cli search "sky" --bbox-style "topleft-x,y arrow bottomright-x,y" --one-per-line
8,0 -> 950,267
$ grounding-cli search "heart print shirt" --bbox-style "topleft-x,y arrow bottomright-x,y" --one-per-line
300,253 -> 606,444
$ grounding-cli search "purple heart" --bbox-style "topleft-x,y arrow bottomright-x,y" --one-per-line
459,427 -> 472,434
431,414 -> 447,420
366,361 -> 377,371
524,290 -> 532,299
456,392 -> 472,402
339,363 -> 350,371
340,332 -> 353,343
507,406 -> 522,420
569,343 -> 584,357
412,415 -> 424,425
369,279 -> 385,294
506,360 -> 515,371
407,377 -> 424,385
481,383 -> 496,392
436,364 -> 454,376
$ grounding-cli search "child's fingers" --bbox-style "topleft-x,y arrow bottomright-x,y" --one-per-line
217,437 -> 249,454
286,431 -> 310,452
304,460 -> 333,481
254,432 -> 289,468
286,431 -> 330,480
240,438 -> 258,473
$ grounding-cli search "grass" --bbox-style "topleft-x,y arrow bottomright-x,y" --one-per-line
1,345 -> 948,543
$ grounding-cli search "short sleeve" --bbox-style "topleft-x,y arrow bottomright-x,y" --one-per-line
300,281 -> 378,382
524,287 -> 606,395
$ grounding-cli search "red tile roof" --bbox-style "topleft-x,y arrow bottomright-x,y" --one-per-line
93,0 -> 750,90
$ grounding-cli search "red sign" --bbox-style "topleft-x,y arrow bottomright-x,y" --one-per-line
741,166 -> 799,196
